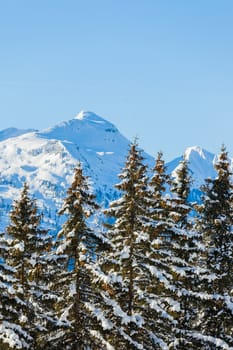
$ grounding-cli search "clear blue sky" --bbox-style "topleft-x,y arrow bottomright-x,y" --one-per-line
0,0 -> 233,161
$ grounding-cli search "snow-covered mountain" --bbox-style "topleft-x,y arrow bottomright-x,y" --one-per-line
167,146 -> 217,187
0,127 -> 37,142
0,110 -> 226,232
167,146 -> 218,202
0,111 -> 152,231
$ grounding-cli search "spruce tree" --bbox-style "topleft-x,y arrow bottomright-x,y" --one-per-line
47,162 -> 110,350
94,143 -> 173,349
164,156 -> 206,348
145,153 -> 210,349
0,231 -> 32,349
147,151 -> 170,238
5,182 -> 53,349
195,145 -> 233,348
148,152 -> 185,348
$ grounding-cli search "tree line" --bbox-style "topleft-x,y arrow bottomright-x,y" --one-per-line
0,141 -> 232,349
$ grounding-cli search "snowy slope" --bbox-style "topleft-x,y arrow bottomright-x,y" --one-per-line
167,146 -> 217,187
0,127 -> 37,141
166,146 -> 221,202
0,111 -> 153,231
0,111 -> 229,232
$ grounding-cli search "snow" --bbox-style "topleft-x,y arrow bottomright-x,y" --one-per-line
74,110 -> 87,120
101,293 -> 146,328
58,305 -> 72,326
149,332 -> 169,350
0,110 -> 143,232
167,145 -> 217,188
118,328 -> 144,350
186,331 -> 233,350
147,296 -> 175,322
0,127 -> 36,142
74,110 -> 106,124
0,110 -> 231,238
14,241 -> 25,252
56,239 -> 70,254
224,295 -> 233,315
120,246 -> 130,260
90,331 -> 115,350
19,315 -> 28,324
0,113 -> 232,348
184,146 -> 207,160
0,321 -> 32,349
85,303 -> 113,330
69,282 -> 76,297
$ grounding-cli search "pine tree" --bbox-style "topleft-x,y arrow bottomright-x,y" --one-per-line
0,231 -> 32,349
148,152 -> 186,348
170,157 -> 192,228
163,156 -> 206,348
195,146 -> 233,348
148,151 -> 170,236
5,182 -> 53,349
143,153 -> 211,349
94,143 -> 173,349
47,162 -> 110,350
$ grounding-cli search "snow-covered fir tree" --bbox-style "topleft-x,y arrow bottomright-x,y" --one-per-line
195,146 -> 233,348
0,231 -> 32,349
148,151 -> 170,234
5,182 -> 53,349
163,156 -> 206,348
145,153 -> 210,349
1,142 -> 233,349
47,162 -> 111,350
94,142 -> 173,349
142,151 -> 180,348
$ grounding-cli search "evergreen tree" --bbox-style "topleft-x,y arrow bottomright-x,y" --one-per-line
170,157 -> 192,228
5,182 -> 53,349
47,162 -> 110,350
0,231 -> 32,349
163,156 -> 206,348
145,152 -> 197,349
195,146 -> 233,348
144,153 -> 210,349
148,151 -> 170,235
94,143 -> 173,349
168,156 -> 196,277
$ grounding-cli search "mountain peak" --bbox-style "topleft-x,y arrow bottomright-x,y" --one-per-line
0,127 -> 37,142
74,110 -> 107,124
184,145 -> 215,163
167,145 -> 216,188
0,111 -> 228,232
184,146 -> 207,160
38,110 -> 122,150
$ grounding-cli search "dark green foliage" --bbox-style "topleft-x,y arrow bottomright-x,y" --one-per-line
5,182 -> 53,349
47,162 -> 109,350
97,142 -> 173,349
1,143 -> 233,349
163,157 -> 204,348
196,145 -> 233,347
0,231 -> 32,349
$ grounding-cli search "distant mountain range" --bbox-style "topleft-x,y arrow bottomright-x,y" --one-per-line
0,111 -> 223,232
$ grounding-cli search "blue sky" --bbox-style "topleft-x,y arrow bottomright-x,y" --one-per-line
0,0 -> 233,161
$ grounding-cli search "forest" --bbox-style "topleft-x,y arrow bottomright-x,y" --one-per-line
0,141 -> 232,350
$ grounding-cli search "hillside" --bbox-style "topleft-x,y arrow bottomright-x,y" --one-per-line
0,111 -> 226,232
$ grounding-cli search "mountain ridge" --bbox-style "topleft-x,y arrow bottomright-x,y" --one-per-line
0,111 -> 227,232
